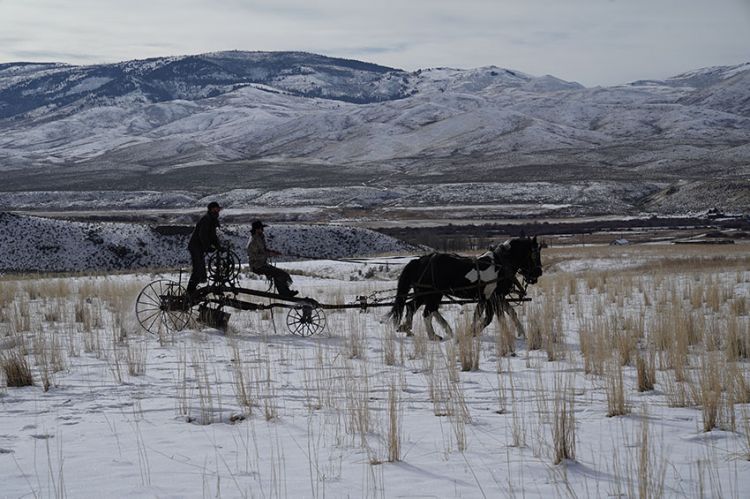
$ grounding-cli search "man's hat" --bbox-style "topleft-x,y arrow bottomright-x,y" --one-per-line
251,220 -> 268,232
207,201 -> 222,211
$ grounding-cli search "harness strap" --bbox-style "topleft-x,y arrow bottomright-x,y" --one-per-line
402,250 -> 529,303
411,277 -> 500,299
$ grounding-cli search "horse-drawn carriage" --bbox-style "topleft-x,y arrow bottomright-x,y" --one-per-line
134,237 -> 543,339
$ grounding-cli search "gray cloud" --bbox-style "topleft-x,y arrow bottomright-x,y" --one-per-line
7,50 -> 102,63
355,46 -> 411,56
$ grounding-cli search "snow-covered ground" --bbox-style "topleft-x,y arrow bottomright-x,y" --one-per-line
0,182 -> 662,212
1,244 -> 749,498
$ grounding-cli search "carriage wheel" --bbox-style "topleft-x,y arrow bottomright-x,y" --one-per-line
135,279 -> 191,335
207,248 -> 241,285
286,304 -> 326,337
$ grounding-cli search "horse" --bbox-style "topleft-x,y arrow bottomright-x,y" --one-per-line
387,236 -> 543,341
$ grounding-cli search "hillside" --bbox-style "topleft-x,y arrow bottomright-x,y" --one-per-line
1,52 -> 748,214
0,212 -> 417,272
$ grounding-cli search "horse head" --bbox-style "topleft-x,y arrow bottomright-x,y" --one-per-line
522,236 -> 543,284
492,236 -> 543,285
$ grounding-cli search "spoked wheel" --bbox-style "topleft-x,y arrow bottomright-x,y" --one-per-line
135,279 -> 191,335
208,248 -> 241,285
286,304 -> 326,337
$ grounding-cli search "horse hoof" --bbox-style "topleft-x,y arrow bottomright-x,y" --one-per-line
397,325 -> 411,334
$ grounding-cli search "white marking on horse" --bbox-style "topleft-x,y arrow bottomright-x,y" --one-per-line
465,264 -> 499,299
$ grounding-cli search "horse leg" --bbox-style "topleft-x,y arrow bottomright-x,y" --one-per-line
432,311 -> 453,340
422,297 -> 443,341
499,300 -> 526,338
480,299 -> 497,335
423,313 -> 443,341
470,299 -> 495,337
508,306 -> 526,338
398,300 -> 418,336
472,304 -> 484,337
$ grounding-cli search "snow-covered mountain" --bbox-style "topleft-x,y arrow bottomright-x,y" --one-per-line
0,51 -> 748,212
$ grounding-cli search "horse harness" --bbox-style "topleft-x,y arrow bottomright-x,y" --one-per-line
411,251 -> 506,304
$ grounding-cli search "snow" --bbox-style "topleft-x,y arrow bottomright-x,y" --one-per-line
1,250 -> 749,497
0,213 -> 418,273
1,53 -> 748,187
0,180 -> 665,216
65,76 -> 113,95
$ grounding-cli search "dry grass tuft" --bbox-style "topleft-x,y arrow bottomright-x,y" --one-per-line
382,328 -> 397,366
552,375 -> 576,464
695,353 -> 723,432
457,316 -> 480,372
387,382 -> 401,462
606,359 -> 629,417
494,315 -> 515,358
637,409 -> 667,499
579,317 -> 608,376
636,352 -> 656,392
725,315 -> 749,361
1,348 -> 34,387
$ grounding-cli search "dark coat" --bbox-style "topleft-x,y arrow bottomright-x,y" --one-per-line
187,212 -> 221,253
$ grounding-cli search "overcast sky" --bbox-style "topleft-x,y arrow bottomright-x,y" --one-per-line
1,0 -> 748,86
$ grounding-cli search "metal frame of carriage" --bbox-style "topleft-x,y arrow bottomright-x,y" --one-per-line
134,246 -> 531,337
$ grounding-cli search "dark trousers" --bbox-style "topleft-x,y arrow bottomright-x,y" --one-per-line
187,248 -> 206,293
253,264 -> 293,296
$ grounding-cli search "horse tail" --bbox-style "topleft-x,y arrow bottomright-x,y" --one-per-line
388,258 -> 421,326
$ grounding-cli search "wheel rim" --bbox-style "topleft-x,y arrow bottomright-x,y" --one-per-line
208,249 -> 241,285
135,279 -> 191,334
286,305 -> 326,336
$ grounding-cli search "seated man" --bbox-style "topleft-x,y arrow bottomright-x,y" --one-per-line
246,220 -> 298,298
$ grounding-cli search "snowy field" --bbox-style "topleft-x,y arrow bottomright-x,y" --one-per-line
1,244 -> 750,498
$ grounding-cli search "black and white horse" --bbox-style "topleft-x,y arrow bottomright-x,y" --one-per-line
388,237 -> 543,341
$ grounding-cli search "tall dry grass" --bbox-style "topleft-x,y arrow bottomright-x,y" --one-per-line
553,243 -> 750,436
386,381 -> 401,462
0,348 -> 33,387
552,374 -> 576,464
457,315 -> 480,372
636,352 -> 656,392
605,359 -> 629,417
0,242 -> 747,496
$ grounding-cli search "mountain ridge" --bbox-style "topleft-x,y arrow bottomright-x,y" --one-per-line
1,51 -> 748,215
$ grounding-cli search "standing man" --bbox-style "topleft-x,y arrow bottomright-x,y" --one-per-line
186,201 -> 223,297
246,220 -> 298,298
